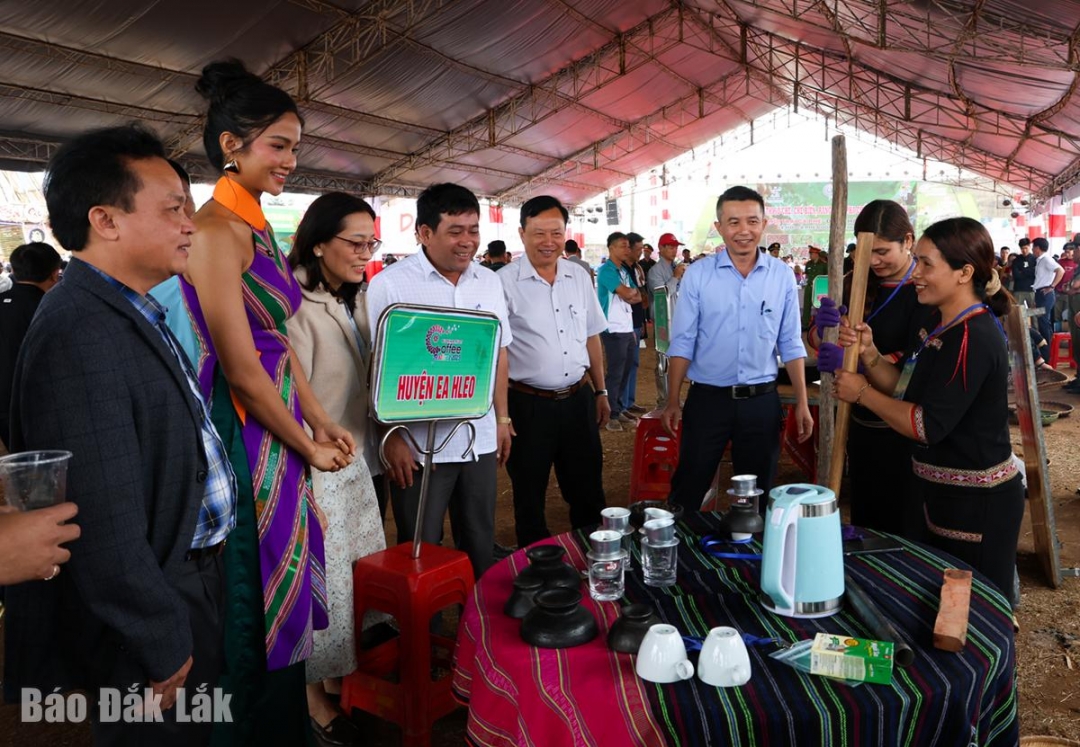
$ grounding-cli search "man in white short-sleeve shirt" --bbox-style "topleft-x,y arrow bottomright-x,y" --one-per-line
596,232 -> 641,429
499,196 -> 610,547
1032,236 -> 1064,348
367,183 -> 512,577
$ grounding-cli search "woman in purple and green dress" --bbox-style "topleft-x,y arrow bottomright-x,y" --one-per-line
181,60 -> 355,745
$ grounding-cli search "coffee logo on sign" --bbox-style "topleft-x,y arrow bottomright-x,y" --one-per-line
425,324 -> 463,362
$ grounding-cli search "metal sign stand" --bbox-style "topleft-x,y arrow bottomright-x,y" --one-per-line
655,352 -> 669,408
379,421 -> 476,559
368,303 -> 501,561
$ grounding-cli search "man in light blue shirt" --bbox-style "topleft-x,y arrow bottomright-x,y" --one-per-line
661,186 -> 814,509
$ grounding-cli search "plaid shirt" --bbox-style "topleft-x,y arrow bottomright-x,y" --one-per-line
86,265 -> 237,548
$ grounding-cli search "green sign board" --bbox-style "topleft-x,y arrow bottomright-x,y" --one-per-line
370,304 -> 501,423
811,274 -> 829,308
653,285 -> 671,354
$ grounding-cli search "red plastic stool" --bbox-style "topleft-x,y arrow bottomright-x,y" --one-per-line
629,411 -> 682,501
1049,332 -> 1074,369
339,542 -> 475,747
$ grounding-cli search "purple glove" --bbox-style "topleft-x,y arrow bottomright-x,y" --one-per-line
814,296 -> 845,339
817,342 -> 844,374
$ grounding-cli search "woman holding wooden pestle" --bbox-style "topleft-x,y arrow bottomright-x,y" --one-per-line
812,200 -> 933,538
834,217 -> 1023,601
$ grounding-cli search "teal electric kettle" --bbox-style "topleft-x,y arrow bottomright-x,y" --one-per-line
760,483 -> 844,619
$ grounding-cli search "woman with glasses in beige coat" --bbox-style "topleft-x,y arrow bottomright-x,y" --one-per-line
287,192 -> 386,746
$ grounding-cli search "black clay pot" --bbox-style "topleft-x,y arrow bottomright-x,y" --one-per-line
520,589 -> 598,649
607,603 -> 662,654
628,500 -> 685,530
516,545 -> 581,590
503,574 -> 544,619
719,503 -> 765,536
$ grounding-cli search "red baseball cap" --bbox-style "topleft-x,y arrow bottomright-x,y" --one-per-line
657,232 -> 685,247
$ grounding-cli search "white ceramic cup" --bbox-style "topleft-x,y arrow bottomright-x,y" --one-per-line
635,624 -> 694,683
697,626 -> 752,687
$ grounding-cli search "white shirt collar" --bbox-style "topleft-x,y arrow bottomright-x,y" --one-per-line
414,246 -> 480,284
515,252 -> 572,283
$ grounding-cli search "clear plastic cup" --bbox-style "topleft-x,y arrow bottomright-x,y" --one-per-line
0,450 -> 72,510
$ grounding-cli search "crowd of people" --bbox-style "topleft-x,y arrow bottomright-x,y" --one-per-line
0,56 -> 1052,746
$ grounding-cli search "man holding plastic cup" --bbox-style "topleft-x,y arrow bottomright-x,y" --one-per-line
4,125 -> 236,745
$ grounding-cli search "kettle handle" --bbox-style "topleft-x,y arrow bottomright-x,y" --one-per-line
760,489 -> 802,611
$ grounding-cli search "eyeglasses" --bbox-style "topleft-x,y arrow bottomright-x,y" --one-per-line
335,235 -> 382,253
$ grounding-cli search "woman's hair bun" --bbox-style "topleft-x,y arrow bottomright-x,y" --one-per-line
196,57 -> 301,171
195,59 -> 258,104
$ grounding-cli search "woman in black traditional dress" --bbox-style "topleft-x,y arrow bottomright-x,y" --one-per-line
812,200 -> 933,536
835,217 -> 1024,600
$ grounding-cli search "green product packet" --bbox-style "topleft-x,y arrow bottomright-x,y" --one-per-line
810,633 -> 895,685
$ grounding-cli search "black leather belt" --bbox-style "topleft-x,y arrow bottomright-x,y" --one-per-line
508,375 -> 589,401
186,541 -> 227,561
698,381 -> 777,399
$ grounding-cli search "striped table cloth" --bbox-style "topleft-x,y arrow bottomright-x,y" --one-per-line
452,511 -> 1017,747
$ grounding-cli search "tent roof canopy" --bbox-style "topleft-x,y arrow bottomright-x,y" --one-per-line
1,0 -> 1078,205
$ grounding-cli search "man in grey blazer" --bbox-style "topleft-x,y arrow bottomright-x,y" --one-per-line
4,124 -> 236,746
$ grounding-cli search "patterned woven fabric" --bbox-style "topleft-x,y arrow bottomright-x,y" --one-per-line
912,456 -> 1019,488
453,511 -> 1017,747
180,178 -> 328,671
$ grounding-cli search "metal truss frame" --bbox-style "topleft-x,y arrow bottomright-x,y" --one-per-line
362,5 -> 701,194
497,67 -> 782,202
718,0 -> 1077,70
500,0 -> 1072,202
270,0 -> 461,100
0,82 -> 198,128
0,134 -> 59,167
685,2 -> 1080,198
0,0 -> 1078,201
0,0 -> 594,194
0,131 -> 421,198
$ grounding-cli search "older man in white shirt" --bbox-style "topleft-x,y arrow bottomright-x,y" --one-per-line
367,183 -> 512,577
499,196 -> 610,547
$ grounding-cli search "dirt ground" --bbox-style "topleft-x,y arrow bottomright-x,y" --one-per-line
2,344 -> 1079,745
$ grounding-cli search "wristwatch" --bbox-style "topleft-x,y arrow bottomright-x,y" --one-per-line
594,389 -> 608,397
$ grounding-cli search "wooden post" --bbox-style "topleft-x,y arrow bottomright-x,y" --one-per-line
1004,304 -> 1062,587
816,134 -> 847,486
828,233 -> 874,496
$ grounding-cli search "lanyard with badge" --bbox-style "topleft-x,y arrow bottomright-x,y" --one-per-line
342,303 -> 369,361
866,259 -> 915,323
892,303 -> 1003,399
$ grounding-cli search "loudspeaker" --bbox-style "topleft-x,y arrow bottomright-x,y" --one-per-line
605,198 -> 620,226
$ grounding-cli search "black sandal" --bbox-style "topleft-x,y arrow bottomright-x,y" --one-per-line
311,714 -> 363,746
